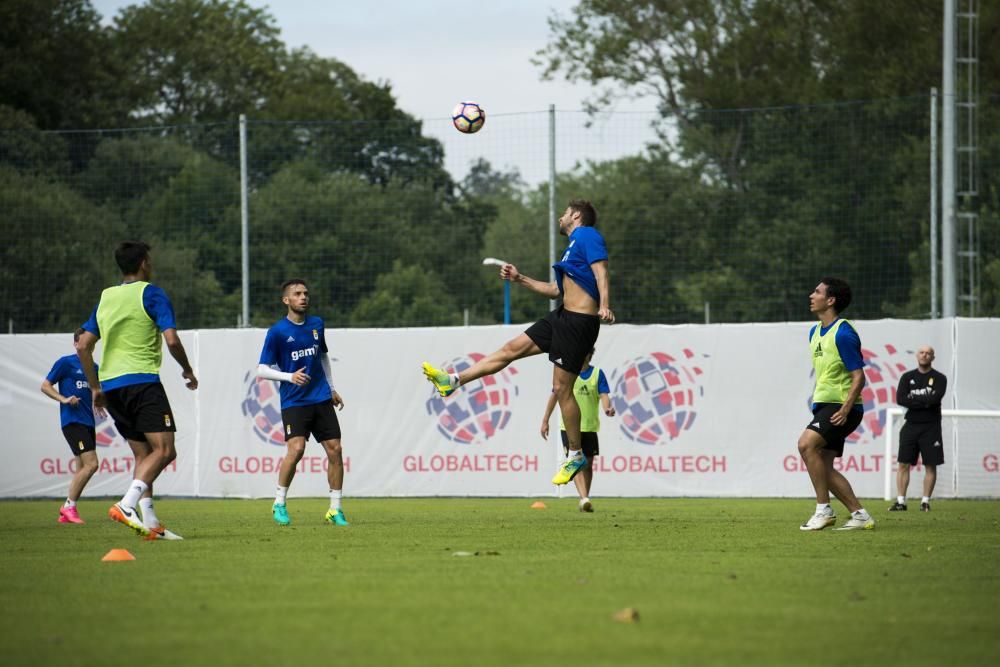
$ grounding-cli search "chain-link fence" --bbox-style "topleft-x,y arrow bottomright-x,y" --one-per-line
2,95 -> 997,333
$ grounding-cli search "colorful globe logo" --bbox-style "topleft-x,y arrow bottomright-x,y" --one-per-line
807,343 -> 907,445
610,350 -> 706,445
241,369 -> 285,447
853,344 -> 907,443
425,353 -> 519,444
95,414 -> 121,447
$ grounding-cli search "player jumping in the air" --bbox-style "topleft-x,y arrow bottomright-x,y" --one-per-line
423,199 -> 614,485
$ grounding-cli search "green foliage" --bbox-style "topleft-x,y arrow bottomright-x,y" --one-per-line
2,0 -> 1000,329
349,261 -> 461,327
0,167 -> 123,331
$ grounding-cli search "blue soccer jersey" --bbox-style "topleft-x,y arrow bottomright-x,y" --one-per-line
46,354 -> 97,428
553,226 -> 609,302
259,316 -> 332,409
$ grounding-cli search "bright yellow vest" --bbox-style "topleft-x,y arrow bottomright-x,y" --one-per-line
810,319 -> 861,405
560,366 -> 602,433
95,282 -> 162,382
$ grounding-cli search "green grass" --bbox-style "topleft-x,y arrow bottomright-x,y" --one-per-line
1,498 -> 998,667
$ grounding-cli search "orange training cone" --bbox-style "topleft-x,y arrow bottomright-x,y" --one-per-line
102,549 -> 136,562
530,501 -> 547,509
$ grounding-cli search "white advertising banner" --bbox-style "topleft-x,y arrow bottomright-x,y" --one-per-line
2,318 -> 997,499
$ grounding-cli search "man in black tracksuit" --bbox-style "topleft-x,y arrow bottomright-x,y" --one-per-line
889,346 -> 947,512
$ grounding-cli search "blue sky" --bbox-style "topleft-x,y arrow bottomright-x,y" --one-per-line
91,0 -> 659,185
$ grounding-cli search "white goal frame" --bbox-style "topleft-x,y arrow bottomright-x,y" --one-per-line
883,408 -> 1000,500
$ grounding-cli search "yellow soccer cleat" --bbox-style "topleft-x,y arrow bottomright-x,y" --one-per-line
551,455 -> 588,485
422,362 -> 456,397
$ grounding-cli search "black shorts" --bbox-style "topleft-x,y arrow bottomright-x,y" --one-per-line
282,400 -> 341,442
805,404 -> 864,457
104,382 -> 176,442
524,306 -> 601,375
560,430 -> 599,459
61,423 -> 97,456
898,421 -> 945,466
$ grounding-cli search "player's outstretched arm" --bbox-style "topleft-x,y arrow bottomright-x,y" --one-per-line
502,263 -> 560,299
162,328 -> 198,390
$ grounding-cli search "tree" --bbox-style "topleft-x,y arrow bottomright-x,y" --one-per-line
111,0 -> 285,125
0,0 -> 128,130
0,166 -> 124,332
349,261 -> 461,327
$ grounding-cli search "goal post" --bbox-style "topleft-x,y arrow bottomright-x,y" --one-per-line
884,408 -> 1000,500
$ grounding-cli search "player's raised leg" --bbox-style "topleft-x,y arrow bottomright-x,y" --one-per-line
423,333 -> 541,397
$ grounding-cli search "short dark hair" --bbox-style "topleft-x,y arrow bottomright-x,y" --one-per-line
819,276 -> 852,313
281,278 -> 308,294
73,327 -> 85,343
114,241 -> 151,274
568,199 -> 597,227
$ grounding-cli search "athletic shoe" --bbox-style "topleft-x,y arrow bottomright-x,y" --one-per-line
921,502 -> 931,512
422,362 -> 456,397
58,506 -> 84,524
324,508 -> 350,526
552,454 -> 588,485
833,511 -> 876,531
579,499 -> 594,513
109,503 -> 151,537
273,502 -> 290,526
799,507 -> 837,531
144,525 -> 184,541
888,501 -> 908,511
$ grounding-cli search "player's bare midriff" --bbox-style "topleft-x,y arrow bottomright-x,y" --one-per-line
561,275 -> 599,315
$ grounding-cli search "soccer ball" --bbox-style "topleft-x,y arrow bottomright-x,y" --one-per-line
452,101 -> 485,134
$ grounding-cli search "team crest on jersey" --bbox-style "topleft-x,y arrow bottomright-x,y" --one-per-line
312,329 -> 319,340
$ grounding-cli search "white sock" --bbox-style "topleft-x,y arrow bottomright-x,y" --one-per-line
897,496 -> 906,505
450,373 -> 461,388
120,480 -> 148,510
139,497 -> 159,527
816,503 -> 831,513
579,496 -> 590,505
275,486 -> 288,505
921,496 -> 930,504
63,498 -> 76,509
329,489 -> 343,511
567,449 -> 583,460
855,508 -> 869,518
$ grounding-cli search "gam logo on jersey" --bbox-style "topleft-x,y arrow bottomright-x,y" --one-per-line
610,350 -> 707,446
241,369 -> 285,447
807,343 -> 907,445
425,353 -> 519,445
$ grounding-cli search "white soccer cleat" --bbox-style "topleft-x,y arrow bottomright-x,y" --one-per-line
799,507 -> 837,531
833,511 -> 875,531
145,524 -> 184,541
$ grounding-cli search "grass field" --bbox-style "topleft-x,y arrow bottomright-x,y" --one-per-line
1,497 -> 998,667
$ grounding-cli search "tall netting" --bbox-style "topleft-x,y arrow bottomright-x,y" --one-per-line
2,95 -> 998,332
